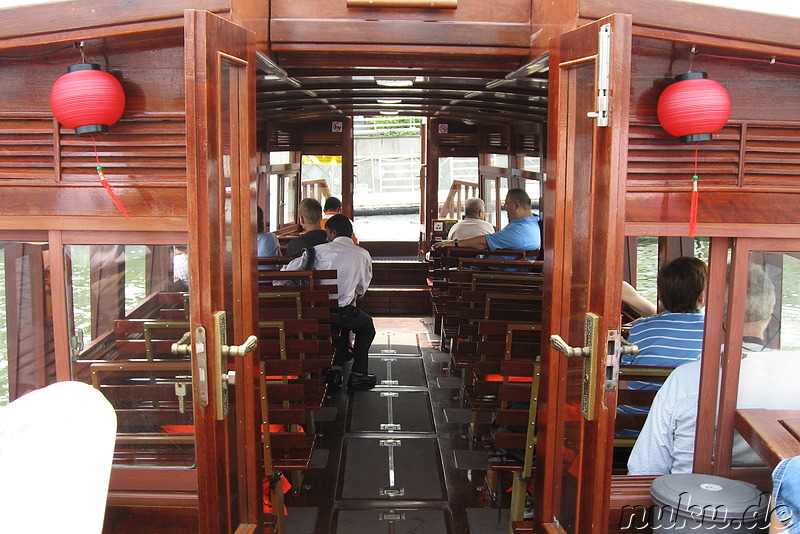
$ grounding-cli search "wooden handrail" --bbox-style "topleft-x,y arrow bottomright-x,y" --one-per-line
439,179 -> 478,219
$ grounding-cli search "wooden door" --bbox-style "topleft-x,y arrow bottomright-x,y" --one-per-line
535,14 -> 632,534
185,10 -> 262,533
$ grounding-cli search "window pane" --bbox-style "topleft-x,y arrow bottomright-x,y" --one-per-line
0,242 -> 55,406
65,242 -> 194,468
301,155 -> 342,203
730,251 -> 800,469
489,153 -> 508,168
353,116 -> 422,242
438,157 -> 478,220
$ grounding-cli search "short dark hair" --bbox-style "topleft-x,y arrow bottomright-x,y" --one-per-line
657,256 -> 707,313
324,196 -> 342,212
257,206 -> 265,233
505,188 -> 531,209
325,214 -> 352,237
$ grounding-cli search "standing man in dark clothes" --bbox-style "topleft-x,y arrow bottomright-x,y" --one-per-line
286,198 -> 328,257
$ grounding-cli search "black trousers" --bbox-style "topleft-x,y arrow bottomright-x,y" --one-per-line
333,305 -> 375,375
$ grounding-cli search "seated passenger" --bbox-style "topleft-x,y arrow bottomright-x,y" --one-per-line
256,206 -> 280,270
619,257 -> 707,428
320,196 -> 359,245
624,256 -> 707,370
280,214 -> 376,392
286,198 -> 328,257
627,264 -> 799,475
431,188 -> 540,254
447,197 -> 495,240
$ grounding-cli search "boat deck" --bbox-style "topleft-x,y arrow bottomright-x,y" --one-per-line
283,316 -> 514,534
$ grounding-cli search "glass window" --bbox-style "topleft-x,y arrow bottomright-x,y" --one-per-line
64,242 -> 194,467
523,156 -> 541,173
439,157 -> 479,220
270,151 -> 291,165
301,154 -> 342,204
728,250 -> 800,469
0,242 -> 55,407
353,116 -> 422,242
489,153 -> 509,168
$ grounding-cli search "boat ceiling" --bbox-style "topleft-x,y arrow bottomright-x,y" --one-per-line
257,51 -> 549,125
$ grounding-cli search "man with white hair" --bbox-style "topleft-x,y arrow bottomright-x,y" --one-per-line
447,197 -> 495,241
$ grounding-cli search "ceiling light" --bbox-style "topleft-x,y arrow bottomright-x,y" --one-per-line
376,78 -> 414,87
377,99 -> 402,104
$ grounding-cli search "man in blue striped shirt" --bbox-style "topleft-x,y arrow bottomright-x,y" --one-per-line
625,256 -> 707,369
618,256 -> 707,434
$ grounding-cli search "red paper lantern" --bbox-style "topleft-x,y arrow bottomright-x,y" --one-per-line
657,72 -> 730,143
50,63 -> 125,135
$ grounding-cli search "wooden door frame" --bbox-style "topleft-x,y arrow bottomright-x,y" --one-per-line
185,9 -> 261,533
535,13 -> 632,534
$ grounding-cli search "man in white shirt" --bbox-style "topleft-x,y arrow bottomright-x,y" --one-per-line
280,214 -> 376,391
627,263 -> 797,475
447,197 -> 496,241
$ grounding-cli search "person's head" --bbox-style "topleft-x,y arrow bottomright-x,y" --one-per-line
324,196 -> 342,213
325,214 -> 353,241
744,264 -> 776,331
502,188 -> 532,220
657,256 -> 708,313
257,206 -> 265,233
298,198 -> 323,228
464,197 -> 486,219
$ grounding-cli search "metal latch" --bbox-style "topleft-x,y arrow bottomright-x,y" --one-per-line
586,23 -> 611,127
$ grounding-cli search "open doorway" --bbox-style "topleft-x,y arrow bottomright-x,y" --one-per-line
352,116 -> 423,246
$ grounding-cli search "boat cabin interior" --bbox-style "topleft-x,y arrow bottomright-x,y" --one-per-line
2,0 -> 800,533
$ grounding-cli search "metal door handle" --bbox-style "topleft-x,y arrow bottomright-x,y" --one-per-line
221,335 -> 258,357
171,331 -> 193,356
550,335 -> 591,358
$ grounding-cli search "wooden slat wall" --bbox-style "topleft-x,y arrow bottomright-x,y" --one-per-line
59,116 -> 187,183
0,114 -> 54,180
0,113 -> 186,184
627,121 -> 800,192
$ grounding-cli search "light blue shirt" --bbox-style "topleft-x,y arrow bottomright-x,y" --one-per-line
624,311 -> 705,374
485,216 -> 540,252
257,232 -> 280,271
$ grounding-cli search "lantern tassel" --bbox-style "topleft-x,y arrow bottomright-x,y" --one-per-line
92,135 -> 130,219
97,166 -> 131,220
689,175 -> 699,237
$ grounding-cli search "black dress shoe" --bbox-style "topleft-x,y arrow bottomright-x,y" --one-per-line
326,369 -> 343,392
347,373 -> 377,391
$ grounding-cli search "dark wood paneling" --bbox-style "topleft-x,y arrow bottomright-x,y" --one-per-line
0,0 -> 226,41
631,36 -> 800,124
0,186 -> 188,219
272,0 -> 531,23
270,19 -> 531,49
626,191 -> 800,228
